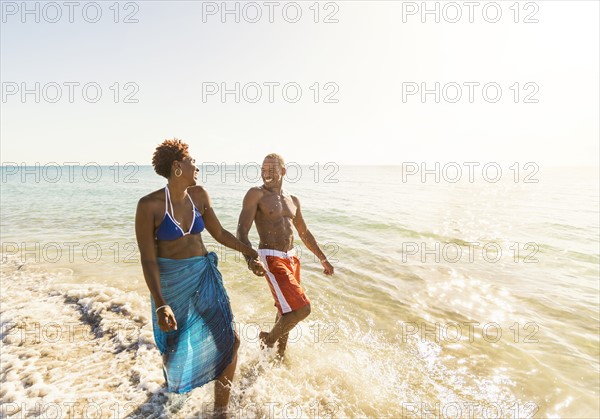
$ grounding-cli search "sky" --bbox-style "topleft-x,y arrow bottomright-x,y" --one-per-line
1,0 -> 599,166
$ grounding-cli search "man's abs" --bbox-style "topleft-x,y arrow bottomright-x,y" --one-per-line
255,217 -> 295,252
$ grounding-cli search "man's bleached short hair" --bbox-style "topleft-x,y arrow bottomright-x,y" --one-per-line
263,153 -> 285,168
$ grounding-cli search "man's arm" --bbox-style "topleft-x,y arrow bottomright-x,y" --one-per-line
237,188 -> 260,259
237,188 -> 265,275
291,196 -> 334,275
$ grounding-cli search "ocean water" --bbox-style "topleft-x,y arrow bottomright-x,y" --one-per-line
1,164 -> 598,418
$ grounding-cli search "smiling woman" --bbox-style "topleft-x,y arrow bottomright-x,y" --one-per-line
134,138 -> 264,418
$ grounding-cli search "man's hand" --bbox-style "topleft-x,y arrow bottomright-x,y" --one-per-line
248,258 -> 266,276
321,259 -> 334,275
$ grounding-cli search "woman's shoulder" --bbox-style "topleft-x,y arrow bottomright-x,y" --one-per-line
187,185 -> 208,194
187,185 -> 209,213
137,188 -> 165,209
188,185 -> 208,198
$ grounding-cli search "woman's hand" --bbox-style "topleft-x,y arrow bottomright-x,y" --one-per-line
157,306 -> 178,332
249,249 -> 259,260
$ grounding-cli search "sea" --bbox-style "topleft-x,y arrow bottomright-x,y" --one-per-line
1,163 -> 598,418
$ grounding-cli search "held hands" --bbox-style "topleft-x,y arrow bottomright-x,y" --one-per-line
244,248 -> 266,276
156,305 -> 178,332
321,259 -> 334,275
247,257 -> 266,276
247,255 -> 332,276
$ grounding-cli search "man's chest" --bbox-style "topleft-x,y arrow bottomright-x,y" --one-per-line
258,194 -> 297,219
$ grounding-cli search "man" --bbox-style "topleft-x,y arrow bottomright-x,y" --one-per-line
237,153 -> 335,357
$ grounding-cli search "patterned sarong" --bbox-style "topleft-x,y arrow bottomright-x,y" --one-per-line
151,252 -> 234,393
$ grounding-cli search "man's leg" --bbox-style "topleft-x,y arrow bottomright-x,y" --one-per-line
260,304 -> 311,355
274,311 -> 289,357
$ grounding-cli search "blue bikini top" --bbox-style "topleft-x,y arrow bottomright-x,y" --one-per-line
156,186 -> 205,241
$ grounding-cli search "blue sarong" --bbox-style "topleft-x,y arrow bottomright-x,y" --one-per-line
150,252 -> 235,394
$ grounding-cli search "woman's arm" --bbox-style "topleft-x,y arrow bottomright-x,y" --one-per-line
135,196 -> 177,331
194,187 -> 259,261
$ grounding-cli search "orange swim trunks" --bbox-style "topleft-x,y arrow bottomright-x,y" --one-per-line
258,248 -> 311,314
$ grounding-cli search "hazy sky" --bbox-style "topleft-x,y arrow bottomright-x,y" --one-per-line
1,1 -> 598,166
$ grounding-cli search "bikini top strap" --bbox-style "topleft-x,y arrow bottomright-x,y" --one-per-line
186,192 -> 197,211
164,186 -> 168,214
165,185 -> 176,218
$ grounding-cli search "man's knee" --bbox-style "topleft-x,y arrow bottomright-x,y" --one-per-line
297,303 -> 311,320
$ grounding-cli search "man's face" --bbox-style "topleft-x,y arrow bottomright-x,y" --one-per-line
261,158 -> 285,186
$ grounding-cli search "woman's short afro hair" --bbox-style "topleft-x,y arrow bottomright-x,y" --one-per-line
152,138 -> 189,178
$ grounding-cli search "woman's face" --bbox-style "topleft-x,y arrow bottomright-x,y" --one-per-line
173,155 -> 199,185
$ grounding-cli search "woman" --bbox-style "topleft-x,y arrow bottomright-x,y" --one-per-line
135,139 -> 263,417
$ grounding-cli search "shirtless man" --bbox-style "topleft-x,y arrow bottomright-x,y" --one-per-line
237,153 -> 335,357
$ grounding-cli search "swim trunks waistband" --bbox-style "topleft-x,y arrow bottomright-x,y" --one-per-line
257,248 -> 297,259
